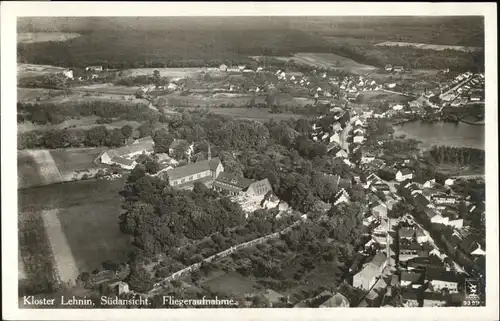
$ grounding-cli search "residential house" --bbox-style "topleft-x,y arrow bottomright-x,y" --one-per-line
393,66 -> 404,73
399,227 -> 417,241
444,178 -> 455,186
85,65 -> 103,72
100,136 -> 154,170
424,208 -> 449,225
335,149 -> 348,159
62,69 -> 74,79
446,219 -> 464,229
471,245 -> 486,256
396,168 -> 414,182
425,268 -> 461,293
353,127 -> 365,135
330,122 -> 343,133
423,179 -> 436,189
400,271 -> 424,287
392,104 -> 404,111
353,252 -> 387,290
166,157 -> 224,188
431,194 -> 457,205
353,135 -> 365,144
399,240 -> 432,262
333,188 -> 350,206
372,203 -> 388,220
212,172 -> 272,197
329,132 -> 341,145
385,64 -> 393,72
415,228 -> 428,243
459,236 -> 485,256
361,155 -> 376,164
219,64 -> 228,72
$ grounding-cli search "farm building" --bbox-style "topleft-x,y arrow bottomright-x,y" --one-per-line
219,64 -> 228,72
85,66 -> 103,72
100,136 -> 154,170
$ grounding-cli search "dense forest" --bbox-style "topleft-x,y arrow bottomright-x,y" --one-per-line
17,125 -> 137,150
18,17 -> 484,71
429,145 -> 485,167
17,101 -> 158,125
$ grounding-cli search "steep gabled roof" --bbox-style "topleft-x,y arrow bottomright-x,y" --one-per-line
166,157 -> 221,181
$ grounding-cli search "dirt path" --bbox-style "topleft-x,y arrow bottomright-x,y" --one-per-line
41,209 -> 80,283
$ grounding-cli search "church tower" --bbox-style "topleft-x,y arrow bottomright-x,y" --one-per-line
207,145 -> 212,161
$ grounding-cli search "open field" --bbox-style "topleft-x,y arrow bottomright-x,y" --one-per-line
18,148 -> 108,188
165,92 -> 315,109
294,52 -> 377,73
18,116 -> 142,134
49,148 -> 106,179
202,271 -> 259,296
19,178 -> 132,276
181,107 -> 307,122
19,211 -> 58,295
357,90 -> 414,105
18,150 -> 63,189
18,32 -> 80,44
375,41 -> 483,52
18,63 -> 68,80
41,209 -> 80,283
71,84 -> 140,95
122,68 -> 201,79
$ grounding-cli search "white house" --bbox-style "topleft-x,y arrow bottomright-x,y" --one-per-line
219,64 -> 228,72
353,128 -> 365,135
353,136 -> 365,144
62,70 -> 74,79
444,178 -> 455,186
446,219 -> 464,229
387,83 -> 397,89
396,168 -> 413,182
429,279 -> 459,293
329,133 -> 341,145
372,203 -> 388,219
423,179 -> 436,188
392,104 -> 404,111
471,244 -> 486,256
336,149 -> 348,158
353,252 -> 387,291
333,189 -> 350,206
100,136 -> 154,170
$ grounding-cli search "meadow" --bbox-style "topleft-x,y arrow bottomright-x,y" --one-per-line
17,32 -> 80,44
18,178 -> 132,280
181,107 -> 306,122
18,148 -> 108,188
374,41 -> 483,52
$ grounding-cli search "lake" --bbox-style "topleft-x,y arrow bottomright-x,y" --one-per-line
394,120 -> 485,150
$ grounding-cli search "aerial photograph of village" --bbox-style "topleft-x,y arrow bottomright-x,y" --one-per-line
16,16 -> 486,309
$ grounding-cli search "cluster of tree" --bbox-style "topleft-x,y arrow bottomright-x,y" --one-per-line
18,74 -> 68,89
429,145 -> 485,167
113,75 -> 171,87
119,172 -> 246,255
330,43 -> 484,72
17,125 -> 133,149
18,100 -> 158,125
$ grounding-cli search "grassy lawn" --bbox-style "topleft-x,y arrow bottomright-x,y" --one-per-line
181,107 -> 306,122
18,178 -> 132,275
